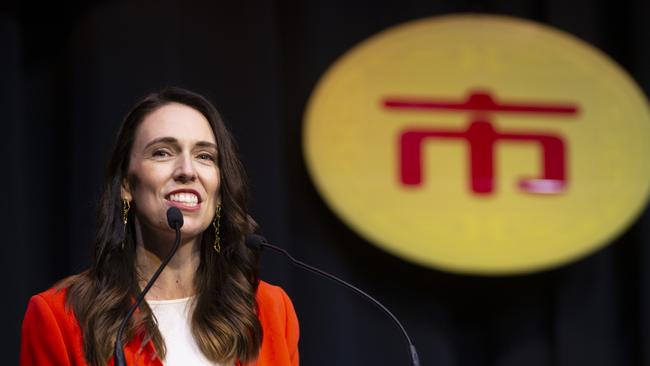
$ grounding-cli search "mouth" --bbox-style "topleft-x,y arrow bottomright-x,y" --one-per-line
165,189 -> 202,209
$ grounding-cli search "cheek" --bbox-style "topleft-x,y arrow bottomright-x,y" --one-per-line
203,167 -> 221,196
130,165 -> 168,200
213,172 -> 221,194
201,173 -> 221,218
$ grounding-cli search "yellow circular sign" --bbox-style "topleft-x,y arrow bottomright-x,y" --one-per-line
303,14 -> 650,274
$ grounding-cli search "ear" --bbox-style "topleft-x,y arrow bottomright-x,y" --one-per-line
121,178 -> 132,202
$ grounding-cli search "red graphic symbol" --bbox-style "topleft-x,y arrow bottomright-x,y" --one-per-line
382,91 -> 579,195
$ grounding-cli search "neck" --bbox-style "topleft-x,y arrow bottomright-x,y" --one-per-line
134,218 -> 201,301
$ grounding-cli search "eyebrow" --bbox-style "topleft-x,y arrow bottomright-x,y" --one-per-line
144,137 -> 218,150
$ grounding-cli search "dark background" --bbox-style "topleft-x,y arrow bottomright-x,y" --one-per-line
2,0 -> 649,365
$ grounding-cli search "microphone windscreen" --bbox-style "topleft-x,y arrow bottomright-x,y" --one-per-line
245,234 -> 266,251
166,207 -> 184,229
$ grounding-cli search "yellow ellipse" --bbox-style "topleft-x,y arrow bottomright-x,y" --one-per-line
303,14 -> 650,274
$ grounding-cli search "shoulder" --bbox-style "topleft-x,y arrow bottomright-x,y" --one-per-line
253,281 -> 300,366
22,279 -> 82,339
256,280 -> 299,326
256,281 -> 297,325
25,286 -> 71,320
26,274 -> 81,319
21,284 -> 86,365
257,281 -> 292,308
22,274 -> 87,343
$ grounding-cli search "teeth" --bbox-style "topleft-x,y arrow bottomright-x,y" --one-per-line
169,193 -> 199,206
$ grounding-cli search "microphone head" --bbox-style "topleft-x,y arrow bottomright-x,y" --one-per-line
166,207 -> 184,229
245,234 -> 267,251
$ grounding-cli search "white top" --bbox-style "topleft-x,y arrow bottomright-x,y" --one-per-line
147,297 -> 227,366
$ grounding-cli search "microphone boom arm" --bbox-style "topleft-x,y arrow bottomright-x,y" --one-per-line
259,240 -> 420,366
114,208 -> 183,366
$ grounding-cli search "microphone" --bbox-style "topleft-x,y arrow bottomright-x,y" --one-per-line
114,207 -> 184,366
245,234 -> 420,366
166,206 -> 184,229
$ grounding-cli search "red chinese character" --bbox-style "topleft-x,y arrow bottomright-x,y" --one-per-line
383,91 -> 579,195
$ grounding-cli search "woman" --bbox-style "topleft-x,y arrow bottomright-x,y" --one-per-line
20,87 -> 299,366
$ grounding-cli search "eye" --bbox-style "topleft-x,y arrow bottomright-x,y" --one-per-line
152,149 -> 172,158
197,153 -> 216,162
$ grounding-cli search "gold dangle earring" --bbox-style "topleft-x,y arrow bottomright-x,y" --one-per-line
122,199 -> 130,249
213,205 -> 222,253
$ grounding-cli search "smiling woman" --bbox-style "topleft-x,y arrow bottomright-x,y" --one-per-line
19,88 -> 299,366
124,103 -> 222,247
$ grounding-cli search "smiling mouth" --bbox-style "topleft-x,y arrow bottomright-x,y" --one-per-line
167,192 -> 199,207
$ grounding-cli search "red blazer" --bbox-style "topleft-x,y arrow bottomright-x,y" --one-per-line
20,281 -> 299,366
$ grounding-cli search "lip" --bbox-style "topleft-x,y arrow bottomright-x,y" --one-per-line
165,188 -> 202,212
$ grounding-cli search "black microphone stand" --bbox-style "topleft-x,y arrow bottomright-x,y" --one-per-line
248,235 -> 420,366
114,208 -> 183,366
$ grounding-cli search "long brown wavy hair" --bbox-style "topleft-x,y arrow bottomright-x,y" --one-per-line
65,87 -> 263,365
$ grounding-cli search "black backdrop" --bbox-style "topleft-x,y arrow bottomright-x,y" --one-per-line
2,1 -> 649,365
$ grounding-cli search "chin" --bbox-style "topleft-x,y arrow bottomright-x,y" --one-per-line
179,222 -> 209,237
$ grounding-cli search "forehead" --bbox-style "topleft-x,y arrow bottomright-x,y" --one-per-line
133,102 -> 216,146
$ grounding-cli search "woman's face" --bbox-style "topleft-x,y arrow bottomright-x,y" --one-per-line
122,102 -> 220,239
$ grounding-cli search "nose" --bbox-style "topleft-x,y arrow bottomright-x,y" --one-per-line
173,152 -> 197,183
